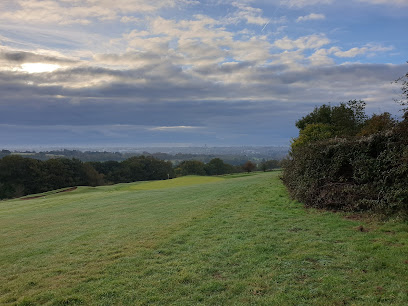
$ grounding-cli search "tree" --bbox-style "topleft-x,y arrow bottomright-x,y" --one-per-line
394,65 -> 408,116
0,155 -> 44,198
118,156 -> 174,182
83,163 -> 105,187
205,158 -> 232,175
176,160 -> 206,176
260,159 -> 280,171
242,161 -> 256,173
358,112 -> 396,136
260,161 -> 268,172
296,104 -> 332,130
291,123 -> 335,151
295,100 -> 367,137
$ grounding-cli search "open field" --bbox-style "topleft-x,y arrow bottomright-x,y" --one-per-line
0,172 -> 407,305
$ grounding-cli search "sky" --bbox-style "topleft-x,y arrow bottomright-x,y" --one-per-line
0,0 -> 407,148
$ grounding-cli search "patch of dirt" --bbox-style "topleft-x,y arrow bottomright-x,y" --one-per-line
289,227 -> 303,232
21,187 -> 77,200
21,195 -> 44,200
251,287 -> 266,296
213,273 -> 226,280
384,241 -> 405,247
56,187 -> 77,193
375,286 -> 385,295
356,225 -> 369,232
345,214 -> 365,221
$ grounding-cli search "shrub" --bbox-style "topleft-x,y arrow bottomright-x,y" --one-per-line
282,128 -> 408,217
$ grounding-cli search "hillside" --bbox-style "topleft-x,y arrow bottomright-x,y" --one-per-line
1,172 -> 407,305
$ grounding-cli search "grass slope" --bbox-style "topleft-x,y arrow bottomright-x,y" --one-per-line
0,172 -> 407,305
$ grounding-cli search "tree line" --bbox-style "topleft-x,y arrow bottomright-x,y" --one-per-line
0,155 -> 280,200
0,148 -> 287,165
282,69 -> 408,217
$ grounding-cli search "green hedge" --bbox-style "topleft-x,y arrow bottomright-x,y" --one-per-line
282,121 -> 408,217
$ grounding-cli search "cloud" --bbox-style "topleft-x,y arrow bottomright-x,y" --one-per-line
230,2 -> 270,25
0,50 -> 77,64
148,126 -> 202,131
0,0 -> 199,25
120,16 -> 139,23
331,47 -> 368,58
280,0 -> 333,8
296,13 -> 326,22
328,44 -> 394,58
274,34 -> 330,50
0,0 -> 404,146
1,59 -> 406,146
357,0 -> 408,6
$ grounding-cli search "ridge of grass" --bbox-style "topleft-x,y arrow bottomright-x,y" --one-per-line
0,172 -> 407,305
127,175 -> 225,191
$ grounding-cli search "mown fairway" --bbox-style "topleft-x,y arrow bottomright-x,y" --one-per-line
0,172 -> 407,305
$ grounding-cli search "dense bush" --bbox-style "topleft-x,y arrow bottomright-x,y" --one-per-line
175,160 -> 206,176
282,115 -> 408,217
204,158 -> 235,175
90,156 -> 174,183
259,159 -> 281,171
0,156 -> 104,199
0,155 -> 175,199
117,156 -> 174,182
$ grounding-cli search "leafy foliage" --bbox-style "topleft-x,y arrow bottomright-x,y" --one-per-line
394,66 -> 408,114
291,123 -> 334,150
295,100 -> 366,137
204,158 -> 235,175
175,160 -> 206,176
260,159 -> 280,171
283,132 -> 408,216
242,161 -> 256,173
283,96 -> 408,217
0,156 -> 104,199
358,112 -> 397,136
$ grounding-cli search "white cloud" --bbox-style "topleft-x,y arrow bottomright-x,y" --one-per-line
149,126 -> 202,131
230,2 -> 270,25
0,0 -> 198,25
280,0 -> 333,8
328,44 -> 394,58
0,1 -> 399,106
274,34 -> 330,50
120,16 -> 139,23
296,13 -> 326,22
357,0 -> 408,6
308,48 -> 334,66
330,46 -> 368,58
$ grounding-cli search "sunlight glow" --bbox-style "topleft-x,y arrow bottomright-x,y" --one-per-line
20,63 -> 61,73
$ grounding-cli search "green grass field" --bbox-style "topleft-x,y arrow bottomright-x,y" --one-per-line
0,172 -> 407,305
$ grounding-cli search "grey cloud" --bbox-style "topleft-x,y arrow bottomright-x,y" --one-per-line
0,51 -> 78,64
95,52 -> 164,65
1,62 -> 406,105
0,63 -> 404,147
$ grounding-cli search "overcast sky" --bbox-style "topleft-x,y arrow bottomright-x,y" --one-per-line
0,0 -> 407,148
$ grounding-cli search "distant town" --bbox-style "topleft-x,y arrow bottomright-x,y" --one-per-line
0,146 -> 289,165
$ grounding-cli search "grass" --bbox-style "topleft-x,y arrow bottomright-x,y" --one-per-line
0,172 -> 407,305
127,176 -> 225,191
